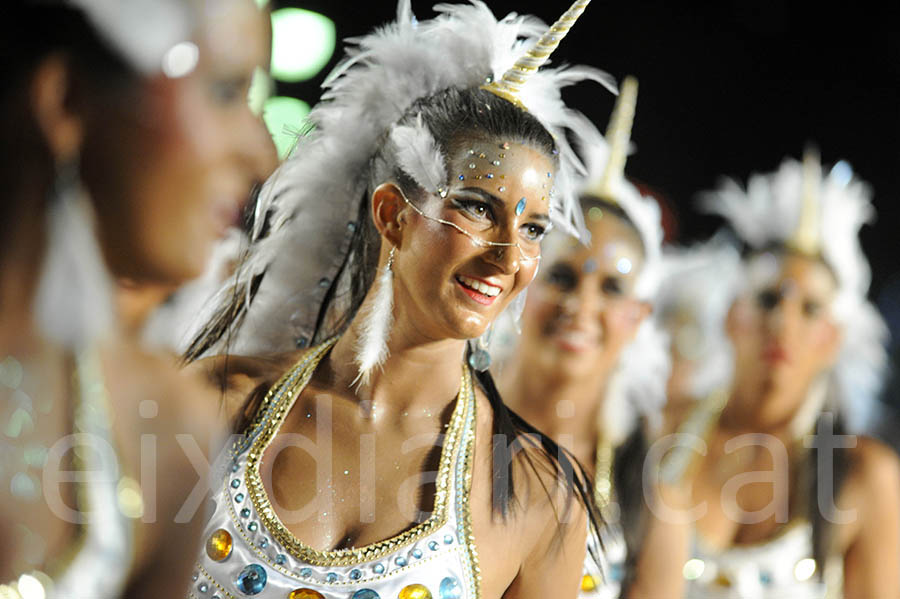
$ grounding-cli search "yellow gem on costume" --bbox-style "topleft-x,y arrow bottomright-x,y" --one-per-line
206,528 -> 234,562
398,584 -> 432,599
289,590 -> 324,599
580,574 -> 597,592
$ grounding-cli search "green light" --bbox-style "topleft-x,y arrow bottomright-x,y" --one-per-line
270,8 -> 336,82
263,96 -> 311,159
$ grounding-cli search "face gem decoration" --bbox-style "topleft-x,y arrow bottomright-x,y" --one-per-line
583,258 -> 598,274
515,198 -> 527,216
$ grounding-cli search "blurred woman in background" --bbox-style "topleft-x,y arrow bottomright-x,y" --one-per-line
0,0 -> 274,596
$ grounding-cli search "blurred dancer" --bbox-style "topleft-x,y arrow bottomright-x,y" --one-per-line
679,151 -> 900,597
0,0 -> 273,596
183,1 -> 620,597
501,79 -> 688,598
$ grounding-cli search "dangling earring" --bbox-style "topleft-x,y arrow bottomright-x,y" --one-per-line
468,323 -> 493,372
34,157 -> 114,350
353,246 -> 395,386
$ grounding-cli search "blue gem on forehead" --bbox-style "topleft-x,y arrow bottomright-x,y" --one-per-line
583,259 -> 598,274
515,198 -> 527,216
486,173 -> 494,179
458,175 -> 464,180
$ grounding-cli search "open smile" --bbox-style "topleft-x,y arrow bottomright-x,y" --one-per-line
455,275 -> 502,306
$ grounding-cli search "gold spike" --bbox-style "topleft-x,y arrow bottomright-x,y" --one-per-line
592,75 -> 638,203
788,146 -> 822,255
481,0 -> 592,110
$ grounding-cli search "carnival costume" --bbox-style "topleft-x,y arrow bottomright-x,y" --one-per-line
190,1 -> 615,597
679,151 -> 889,598
558,79 -> 670,599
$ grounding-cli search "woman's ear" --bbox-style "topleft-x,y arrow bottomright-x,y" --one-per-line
371,182 -> 407,248
31,55 -> 84,164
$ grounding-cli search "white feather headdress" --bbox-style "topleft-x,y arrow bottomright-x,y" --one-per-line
207,0 -> 616,357
700,156 -> 889,431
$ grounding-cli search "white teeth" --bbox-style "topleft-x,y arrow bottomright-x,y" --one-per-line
457,275 -> 501,297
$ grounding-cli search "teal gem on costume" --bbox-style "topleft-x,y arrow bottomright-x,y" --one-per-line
326,572 -> 338,583
352,591 -> 380,599
259,538 -> 268,549
395,556 -> 408,567
349,569 -> 362,580
428,541 -> 439,551
231,479 -> 241,488
439,577 -> 462,599
235,493 -> 244,503
299,567 -> 312,577
198,583 -> 209,594
240,508 -> 251,518
373,563 -> 385,574
760,571 -> 772,585
231,463 -> 240,473
235,564 -> 267,595
444,534 -> 454,544
276,554 -> 287,565
248,522 -> 258,532
515,198 -> 526,215
412,549 -> 423,559
468,349 -> 491,372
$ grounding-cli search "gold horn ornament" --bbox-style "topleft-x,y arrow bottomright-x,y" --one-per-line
787,146 -> 822,255
481,0 -> 592,110
591,75 -> 638,203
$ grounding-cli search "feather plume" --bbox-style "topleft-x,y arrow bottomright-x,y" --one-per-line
353,259 -> 395,386
390,116 -> 448,195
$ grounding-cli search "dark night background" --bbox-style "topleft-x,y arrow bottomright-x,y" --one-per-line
273,1 -> 900,424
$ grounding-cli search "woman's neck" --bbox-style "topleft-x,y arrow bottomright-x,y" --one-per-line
328,315 -> 469,416
502,353 -> 610,465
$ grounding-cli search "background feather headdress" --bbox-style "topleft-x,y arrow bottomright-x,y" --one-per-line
700,156 -> 889,431
203,0 -> 616,357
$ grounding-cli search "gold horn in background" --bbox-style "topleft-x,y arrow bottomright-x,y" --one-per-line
590,75 -> 639,203
788,145 -> 822,255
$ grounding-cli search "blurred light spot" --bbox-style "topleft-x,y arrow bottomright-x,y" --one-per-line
794,558 -> 816,581
263,96 -> 311,159
616,257 -> 633,274
683,558 -> 705,580
270,8 -> 336,82
17,573 -> 47,599
588,206 -> 603,221
161,41 -> 199,78
830,160 -> 853,186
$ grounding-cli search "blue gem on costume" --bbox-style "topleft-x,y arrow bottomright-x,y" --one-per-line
412,549 -> 423,559
326,572 -> 338,583
760,571 -> 772,585
276,554 -> 287,565
395,556 -> 408,567
235,493 -> 244,503
299,567 -> 312,577
259,538 -> 268,549
373,563 -> 385,574
444,534 -> 454,544
515,198 -> 526,215
198,582 -> 209,593
350,569 -> 362,580
347,221 -> 357,232
235,564 -> 267,595
240,508 -> 251,518
352,591 -> 380,599
440,577 -> 462,599
248,522 -> 258,532
231,480 -> 241,489
429,541 -> 439,551
231,463 -> 240,473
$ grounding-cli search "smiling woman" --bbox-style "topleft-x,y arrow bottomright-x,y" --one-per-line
183,1 -> 622,597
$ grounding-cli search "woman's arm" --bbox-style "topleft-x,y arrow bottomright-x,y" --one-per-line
842,437 -> 900,599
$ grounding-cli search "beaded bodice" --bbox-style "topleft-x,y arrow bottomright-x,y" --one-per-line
191,340 -> 481,599
684,520 -> 841,598
579,513 -> 625,599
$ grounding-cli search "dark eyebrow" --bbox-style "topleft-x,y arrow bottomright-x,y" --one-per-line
455,187 -> 551,225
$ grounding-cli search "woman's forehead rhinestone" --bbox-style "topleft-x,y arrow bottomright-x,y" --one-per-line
500,141 -> 510,150
516,198 -> 527,215
498,186 -> 506,193
492,160 -> 501,166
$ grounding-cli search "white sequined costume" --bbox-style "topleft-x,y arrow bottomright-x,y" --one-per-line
191,340 -> 481,599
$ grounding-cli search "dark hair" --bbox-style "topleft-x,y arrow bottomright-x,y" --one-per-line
185,84 -> 604,545
1,2 -> 136,256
